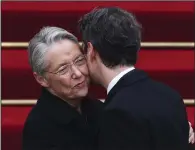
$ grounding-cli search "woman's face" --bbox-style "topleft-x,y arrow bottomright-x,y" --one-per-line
43,39 -> 90,100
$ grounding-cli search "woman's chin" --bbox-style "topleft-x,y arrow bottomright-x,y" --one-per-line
73,86 -> 89,99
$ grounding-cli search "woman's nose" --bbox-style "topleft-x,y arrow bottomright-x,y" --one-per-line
71,65 -> 82,78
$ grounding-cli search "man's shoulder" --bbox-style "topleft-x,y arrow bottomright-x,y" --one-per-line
105,79 -> 183,114
113,78 -> 181,101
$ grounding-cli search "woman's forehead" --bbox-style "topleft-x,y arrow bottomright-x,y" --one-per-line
45,40 -> 82,69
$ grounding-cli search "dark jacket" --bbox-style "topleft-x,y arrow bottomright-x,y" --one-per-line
98,69 -> 189,150
22,88 -> 103,150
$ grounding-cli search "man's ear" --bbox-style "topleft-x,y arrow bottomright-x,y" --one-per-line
33,72 -> 49,88
87,42 -> 96,62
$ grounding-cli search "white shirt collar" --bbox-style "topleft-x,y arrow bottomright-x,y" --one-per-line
107,67 -> 135,94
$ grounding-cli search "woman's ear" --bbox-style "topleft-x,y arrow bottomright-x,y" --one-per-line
33,72 -> 49,88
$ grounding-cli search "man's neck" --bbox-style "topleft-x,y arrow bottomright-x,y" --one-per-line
99,65 -> 134,90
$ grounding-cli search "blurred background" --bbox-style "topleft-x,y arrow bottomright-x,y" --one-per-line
1,1 -> 194,150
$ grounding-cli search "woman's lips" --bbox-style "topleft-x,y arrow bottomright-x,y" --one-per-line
74,81 -> 86,88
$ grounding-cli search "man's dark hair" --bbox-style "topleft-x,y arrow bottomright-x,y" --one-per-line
78,7 -> 142,68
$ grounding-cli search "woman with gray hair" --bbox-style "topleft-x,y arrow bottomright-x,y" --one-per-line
22,26 -> 103,150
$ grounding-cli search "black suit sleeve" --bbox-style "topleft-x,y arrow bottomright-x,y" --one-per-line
97,109 -> 151,150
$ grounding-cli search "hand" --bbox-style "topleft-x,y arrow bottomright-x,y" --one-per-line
189,122 -> 194,144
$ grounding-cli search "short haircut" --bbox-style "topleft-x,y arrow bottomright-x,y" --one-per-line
28,26 -> 78,75
79,7 -> 142,68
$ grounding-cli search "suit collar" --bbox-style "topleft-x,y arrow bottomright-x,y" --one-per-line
107,67 -> 135,94
105,69 -> 149,105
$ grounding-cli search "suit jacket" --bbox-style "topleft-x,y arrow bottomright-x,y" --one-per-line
22,88 -> 103,150
98,69 -> 189,150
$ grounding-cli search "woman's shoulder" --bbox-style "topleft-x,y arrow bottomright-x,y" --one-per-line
83,96 -> 104,110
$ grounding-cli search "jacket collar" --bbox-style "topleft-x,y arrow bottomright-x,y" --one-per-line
38,88 -> 83,125
105,69 -> 149,105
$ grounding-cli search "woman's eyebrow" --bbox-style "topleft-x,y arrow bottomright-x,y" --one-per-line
72,54 -> 84,62
54,62 -> 68,71
55,54 -> 83,70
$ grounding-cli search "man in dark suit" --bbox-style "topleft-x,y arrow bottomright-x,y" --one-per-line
79,7 -> 190,150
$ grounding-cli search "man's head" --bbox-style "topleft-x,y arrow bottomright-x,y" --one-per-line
28,26 -> 89,100
79,7 -> 141,82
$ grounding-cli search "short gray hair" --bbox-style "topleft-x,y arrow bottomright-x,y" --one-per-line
28,26 -> 78,75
